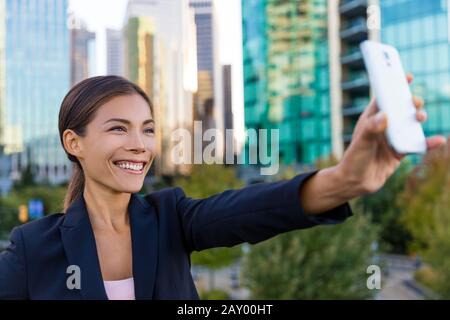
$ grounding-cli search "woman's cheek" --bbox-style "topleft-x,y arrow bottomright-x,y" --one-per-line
146,137 -> 157,154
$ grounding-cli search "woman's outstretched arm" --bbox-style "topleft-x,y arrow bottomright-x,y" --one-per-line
174,171 -> 352,252
174,75 -> 445,252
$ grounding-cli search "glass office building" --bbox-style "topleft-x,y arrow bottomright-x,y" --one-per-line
242,0 -> 332,166
0,0 -> 71,185
189,0 -> 214,123
338,0 -> 373,147
381,0 -> 450,137
125,0 -> 198,176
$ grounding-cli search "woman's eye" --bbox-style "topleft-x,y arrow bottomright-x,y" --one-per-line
109,126 -> 154,134
110,126 -> 126,132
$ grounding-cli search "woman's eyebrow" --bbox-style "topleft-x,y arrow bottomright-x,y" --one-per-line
103,118 -> 154,125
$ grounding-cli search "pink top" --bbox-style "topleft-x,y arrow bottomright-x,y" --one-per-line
103,277 -> 135,300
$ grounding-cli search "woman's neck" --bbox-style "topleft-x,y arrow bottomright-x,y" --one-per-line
83,182 -> 131,232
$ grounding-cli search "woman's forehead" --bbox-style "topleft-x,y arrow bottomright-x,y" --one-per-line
94,94 -> 153,122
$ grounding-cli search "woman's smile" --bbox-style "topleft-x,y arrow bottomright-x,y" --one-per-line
112,160 -> 147,175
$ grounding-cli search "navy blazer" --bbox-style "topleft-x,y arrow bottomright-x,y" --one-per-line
0,171 -> 352,300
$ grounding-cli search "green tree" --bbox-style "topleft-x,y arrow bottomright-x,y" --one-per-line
12,164 -> 37,190
174,164 -> 244,291
400,144 -> 450,298
242,212 -> 378,299
355,161 -> 413,253
0,185 -> 66,238
241,157 -> 379,299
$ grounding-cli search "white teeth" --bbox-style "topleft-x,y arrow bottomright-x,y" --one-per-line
115,162 -> 144,171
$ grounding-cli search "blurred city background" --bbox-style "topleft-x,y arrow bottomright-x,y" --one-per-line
1,0 -> 450,300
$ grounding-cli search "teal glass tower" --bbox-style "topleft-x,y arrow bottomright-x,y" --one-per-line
242,0 -> 332,166
381,0 -> 450,137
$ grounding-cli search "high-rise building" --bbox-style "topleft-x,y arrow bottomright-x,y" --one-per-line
189,0 -> 214,124
125,0 -> 198,176
106,28 -> 124,76
71,19 -> 96,85
242,0 -> 450,170
0,0 -> 71,185
0,0 -> 7,192
242,0 -> 332,166
0,145 -> 11,196
329,0 -> 450,158
380,0 -> 450,138
327,0 -> 379,156
222,64 -> 235,159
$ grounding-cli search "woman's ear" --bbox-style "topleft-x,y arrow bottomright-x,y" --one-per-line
63,129 -> 83,160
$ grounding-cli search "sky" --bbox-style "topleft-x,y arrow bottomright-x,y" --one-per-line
69,0 -> 245,147
69,0 -> 128,74
69,0 -> 242,73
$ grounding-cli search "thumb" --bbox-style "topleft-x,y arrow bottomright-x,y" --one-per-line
363,111 -> 388,139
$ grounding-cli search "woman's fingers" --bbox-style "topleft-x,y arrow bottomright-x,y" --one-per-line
407,73 -> 413,84
362,98 -> 379,118
426,136 -> 447,150
412,96 -> 425,121
413,96 -> 424,109
416,110 -> 427,122
408,72 -> 426,122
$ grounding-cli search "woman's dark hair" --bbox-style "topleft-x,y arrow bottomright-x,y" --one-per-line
58,75 -> 153,212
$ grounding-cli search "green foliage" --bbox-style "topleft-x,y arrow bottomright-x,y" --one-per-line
241,211 -> 378,299
400,148 -> 450,252
12,164 -> 37,190
400,145 -> 450,298
355,161 -> 413,253
0,185 -> 66,238
174,164 -> 244,199
199,289 -> 230,300
239,157 -> 379,299
191,247 -> 242,270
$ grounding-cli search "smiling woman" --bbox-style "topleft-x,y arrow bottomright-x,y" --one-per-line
58,76 -> 155,212
0,74 -> 444,300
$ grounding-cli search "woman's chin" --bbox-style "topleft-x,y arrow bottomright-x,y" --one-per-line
115,182 -> 144,194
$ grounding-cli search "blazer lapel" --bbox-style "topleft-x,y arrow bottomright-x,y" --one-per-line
128,193 -> 159,300
59,193 -> 159,300
59,196 -> 108,300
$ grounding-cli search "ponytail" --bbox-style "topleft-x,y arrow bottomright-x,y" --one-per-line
63,162 -> 85,212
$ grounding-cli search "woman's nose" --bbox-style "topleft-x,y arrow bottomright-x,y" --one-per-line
126,131 -> 146,152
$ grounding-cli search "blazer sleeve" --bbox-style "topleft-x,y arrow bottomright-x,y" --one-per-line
175,170 -> 353,252
0,227 -> 28,299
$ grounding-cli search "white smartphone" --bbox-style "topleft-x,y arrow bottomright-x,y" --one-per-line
360,40 -> 427,154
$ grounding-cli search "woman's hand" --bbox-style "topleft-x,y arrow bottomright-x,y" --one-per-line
300,73 -> 447,215
337,73 -> 446,197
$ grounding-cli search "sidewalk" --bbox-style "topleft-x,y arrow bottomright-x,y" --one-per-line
376,254 -> 435,300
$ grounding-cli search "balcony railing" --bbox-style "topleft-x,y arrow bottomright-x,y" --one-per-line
341,72 -> 369,91
340,17 -> 368,42
342,103 -> 367,116
339,0 -> 368,17
343,133 -> 353,143
340,49 -> 364,66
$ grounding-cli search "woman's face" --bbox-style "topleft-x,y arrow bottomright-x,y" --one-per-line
77,94 -> 156,194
